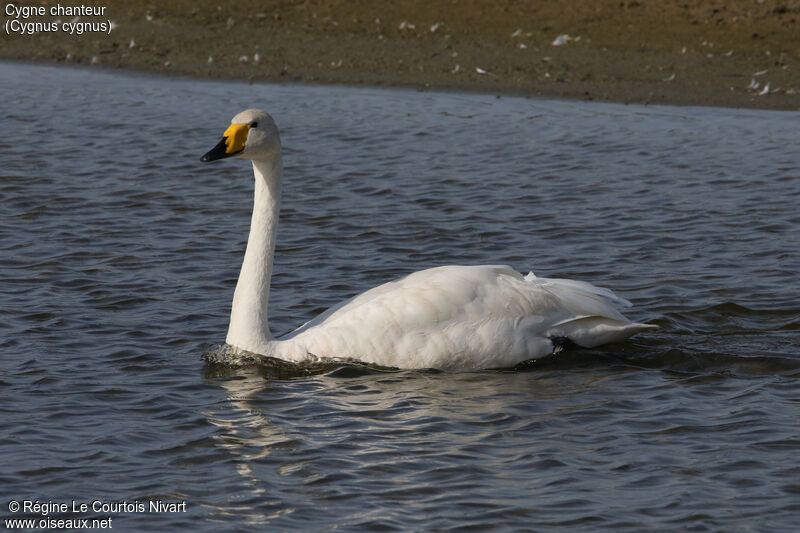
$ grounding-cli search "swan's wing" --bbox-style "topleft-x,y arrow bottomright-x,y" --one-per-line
524,271 -> 630,322
287,265 -> 531,334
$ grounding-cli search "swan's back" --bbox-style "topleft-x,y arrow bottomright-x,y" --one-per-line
275,265 -> 653,370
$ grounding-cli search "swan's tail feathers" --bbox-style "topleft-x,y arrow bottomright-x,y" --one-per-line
525,271 -> 657,347
549,317 -> 657,348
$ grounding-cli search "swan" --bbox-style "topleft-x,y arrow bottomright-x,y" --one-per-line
201,109 -> 654,370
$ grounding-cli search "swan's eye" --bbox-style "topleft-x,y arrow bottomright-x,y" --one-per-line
250,121 -> 258,128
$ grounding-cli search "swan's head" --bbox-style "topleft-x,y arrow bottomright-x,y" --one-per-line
201,109 -> 280,163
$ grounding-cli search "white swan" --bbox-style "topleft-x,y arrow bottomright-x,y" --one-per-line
201,109 -> 654,370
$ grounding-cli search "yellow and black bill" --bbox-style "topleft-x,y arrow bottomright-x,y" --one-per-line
201,123 -> 251,162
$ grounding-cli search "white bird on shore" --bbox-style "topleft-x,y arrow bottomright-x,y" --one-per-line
201,109 -> 654,370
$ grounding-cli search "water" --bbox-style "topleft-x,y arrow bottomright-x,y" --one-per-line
1,62 -> 798,531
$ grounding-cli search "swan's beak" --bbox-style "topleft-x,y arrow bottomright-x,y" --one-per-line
201,123 -> 250,162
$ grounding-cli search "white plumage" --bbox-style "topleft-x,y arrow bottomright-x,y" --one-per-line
201,109 -> 654,371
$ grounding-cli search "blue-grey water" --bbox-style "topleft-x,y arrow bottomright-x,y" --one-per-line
1,61 -> 798,532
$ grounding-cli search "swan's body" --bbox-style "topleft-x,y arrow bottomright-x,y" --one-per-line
202,109 -> 654,371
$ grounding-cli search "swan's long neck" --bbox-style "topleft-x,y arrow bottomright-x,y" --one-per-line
226,156 -> 282,353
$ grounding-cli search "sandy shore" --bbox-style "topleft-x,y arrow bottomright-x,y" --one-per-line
2,1 -> 798,109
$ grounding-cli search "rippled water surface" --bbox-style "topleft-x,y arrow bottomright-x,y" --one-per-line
1,62 -> 798,531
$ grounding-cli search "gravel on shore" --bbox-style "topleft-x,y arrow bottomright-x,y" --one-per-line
2,1 -> 798,109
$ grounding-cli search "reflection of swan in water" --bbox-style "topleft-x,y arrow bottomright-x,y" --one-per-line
202,365 -> 296,525
202,109 -> 654,370
202,361 -> 606,526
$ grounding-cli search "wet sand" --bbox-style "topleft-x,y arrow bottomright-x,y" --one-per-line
2,0 -> 798,109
